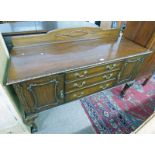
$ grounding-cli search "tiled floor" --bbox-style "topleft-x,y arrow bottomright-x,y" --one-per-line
36,100 -> 95,134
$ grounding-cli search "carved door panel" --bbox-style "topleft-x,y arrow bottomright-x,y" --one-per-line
14,74 -> 64,115
117,55 -> 145,84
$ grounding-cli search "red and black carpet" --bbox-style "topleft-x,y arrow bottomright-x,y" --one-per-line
81,75 -> 155,134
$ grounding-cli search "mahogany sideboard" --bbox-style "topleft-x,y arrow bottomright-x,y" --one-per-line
4,27 -> 152,132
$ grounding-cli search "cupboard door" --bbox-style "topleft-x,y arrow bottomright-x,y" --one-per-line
117,56 -> 145,84
13,74 -> 64,115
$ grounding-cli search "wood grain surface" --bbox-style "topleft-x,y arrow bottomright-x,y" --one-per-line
7,36 -> 149,85
124,21 -> 155,47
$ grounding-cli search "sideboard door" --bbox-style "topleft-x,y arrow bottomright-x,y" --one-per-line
117,55 -> 145,84
13,74 -> 64,115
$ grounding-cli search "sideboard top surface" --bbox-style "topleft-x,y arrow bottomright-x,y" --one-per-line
7,36 -> 148,85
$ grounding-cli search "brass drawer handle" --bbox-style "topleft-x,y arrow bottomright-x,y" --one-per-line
73,81 -> 86,88
74,70 -> 88,78
103,73 -> 113,80
99,83 -> 109,89
106,64 -> 117,70
73,92 -> 84,98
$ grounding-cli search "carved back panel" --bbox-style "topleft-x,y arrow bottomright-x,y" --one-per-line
11,27 -> 120,47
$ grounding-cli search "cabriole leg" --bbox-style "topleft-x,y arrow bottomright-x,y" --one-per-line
24,114 -> 38,133
142,74 -> 152,86
120,81 -> 134,98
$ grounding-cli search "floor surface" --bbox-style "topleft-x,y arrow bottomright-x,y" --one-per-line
36,100 -> 95,134
35,75 -> 155,134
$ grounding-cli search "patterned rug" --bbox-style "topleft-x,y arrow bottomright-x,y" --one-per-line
81,75 -> 155,134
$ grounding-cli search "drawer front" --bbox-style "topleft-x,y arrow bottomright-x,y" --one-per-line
66,61 -> 123,82
65,79 -> 116,102
65,71 -> 118,93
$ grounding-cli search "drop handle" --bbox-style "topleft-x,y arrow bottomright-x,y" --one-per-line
103,73 -> 113,80
106,64 -> 117,70
73,81 -> 86,88
99,83 -> 109,89
73,92 -> 84,98
74,70 -> 88,78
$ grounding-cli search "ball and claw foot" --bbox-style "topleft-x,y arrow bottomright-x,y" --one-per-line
31,123 -> 38,133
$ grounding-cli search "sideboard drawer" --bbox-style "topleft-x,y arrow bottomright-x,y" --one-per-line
65,79 -> 116,102
66,61 -> 123,81
65,71 -> 118,93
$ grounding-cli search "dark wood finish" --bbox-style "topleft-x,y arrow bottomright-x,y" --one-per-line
65,54 -> 148,101
2,21 -> 98,53
124,21 -> 155,47
120,81 -> 134,98
21,113 -> 38,133
138,51 -> 155,77
138,32 -> 155,77
4,26 -> 153,132
141,32 -> 155,85
65,61 -> 123,82
117,55 -> 147,84
13,74 -> 64,115
142,74 -> 152,86
65,71 -> 119,93
121,21 -> 155,95
7,35 -> 149,85
124,22 -> 155,78
11,27 -> 120,47
65,79 -> 116,102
